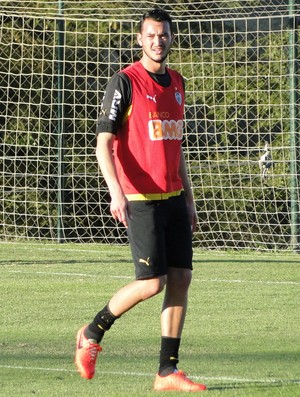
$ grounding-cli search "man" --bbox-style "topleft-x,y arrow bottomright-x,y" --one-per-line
75,8 -> 206,392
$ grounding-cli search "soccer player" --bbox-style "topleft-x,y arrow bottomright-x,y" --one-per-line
75,8 -> 206,392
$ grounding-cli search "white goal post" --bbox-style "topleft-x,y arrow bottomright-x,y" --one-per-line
0,1 -> 299,251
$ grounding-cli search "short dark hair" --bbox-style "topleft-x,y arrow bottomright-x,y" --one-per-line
139,8 -> 173,35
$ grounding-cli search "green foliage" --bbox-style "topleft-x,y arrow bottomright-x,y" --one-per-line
0,4 -> 298,248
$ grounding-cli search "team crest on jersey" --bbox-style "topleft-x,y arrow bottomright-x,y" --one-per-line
175,92 -> 182,105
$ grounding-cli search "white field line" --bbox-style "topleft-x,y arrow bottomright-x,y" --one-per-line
0,364 -> 296,385
0,244 -> 127,255
7,270 -> 132,279
5,270 -> 300,285
194,278 -> 300,286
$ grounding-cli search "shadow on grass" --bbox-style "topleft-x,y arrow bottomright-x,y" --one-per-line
209,379 -> 300,391
193,258 -> 300,265
0,258 -> 132,266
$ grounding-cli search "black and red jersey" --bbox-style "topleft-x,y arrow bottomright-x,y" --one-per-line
97,61 -> 185,195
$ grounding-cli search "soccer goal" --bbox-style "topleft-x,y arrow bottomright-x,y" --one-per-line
0,1 -> 299,251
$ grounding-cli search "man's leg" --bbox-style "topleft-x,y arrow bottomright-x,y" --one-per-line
75,276 -> 166,379
159,267 -> 191,375
154,267 -> 207,391
84,275 -> 166,341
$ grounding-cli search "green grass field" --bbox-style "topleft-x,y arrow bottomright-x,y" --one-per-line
0,242 -> 299,396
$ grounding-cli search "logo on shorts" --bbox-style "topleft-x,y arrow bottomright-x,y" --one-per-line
139,257 -> 150,266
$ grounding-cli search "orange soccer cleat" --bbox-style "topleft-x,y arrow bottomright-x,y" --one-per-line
154,370 -> 207,392
75,325 -> 102,379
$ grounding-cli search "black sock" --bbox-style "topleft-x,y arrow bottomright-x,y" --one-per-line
158,336 -> 181,377
84,303 -> 119,344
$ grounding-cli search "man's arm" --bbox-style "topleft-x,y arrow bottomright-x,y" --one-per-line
95,72 -> 132,227
179,147 -> 198,233
96,132 -> 129,228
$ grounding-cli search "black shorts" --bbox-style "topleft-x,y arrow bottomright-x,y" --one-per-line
126,192 -> 193,280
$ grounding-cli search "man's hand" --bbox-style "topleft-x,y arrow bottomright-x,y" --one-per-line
110,192 -> 129,228
186,196 -> 198,234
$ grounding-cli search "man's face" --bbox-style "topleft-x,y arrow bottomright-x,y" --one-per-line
137,18 -> 173,65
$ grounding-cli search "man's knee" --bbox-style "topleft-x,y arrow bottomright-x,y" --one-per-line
140,275 -> 167,300
167,268 -> 192,291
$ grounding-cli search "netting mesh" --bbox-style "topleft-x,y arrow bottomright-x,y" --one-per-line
0,1 -> 299,249
1,0 -> 297,18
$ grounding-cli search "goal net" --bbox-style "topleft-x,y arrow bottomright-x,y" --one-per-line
0,1 -> 299,250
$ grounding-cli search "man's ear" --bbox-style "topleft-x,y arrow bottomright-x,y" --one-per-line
137,33 -> 142,46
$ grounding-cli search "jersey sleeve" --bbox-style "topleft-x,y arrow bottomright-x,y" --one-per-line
96,72 -> 132,135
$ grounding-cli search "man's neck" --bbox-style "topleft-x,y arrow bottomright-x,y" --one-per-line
139,58 -> 166,75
